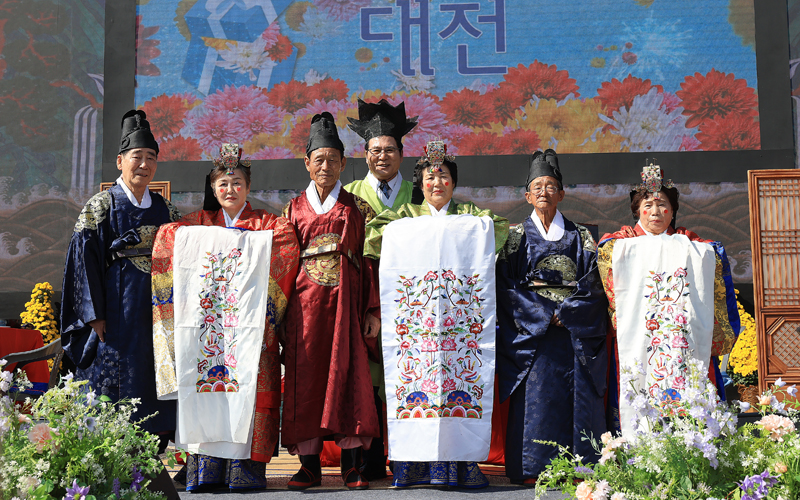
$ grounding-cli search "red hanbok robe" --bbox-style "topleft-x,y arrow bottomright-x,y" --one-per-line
151,202 -> 299,462
281,190 -> 380,447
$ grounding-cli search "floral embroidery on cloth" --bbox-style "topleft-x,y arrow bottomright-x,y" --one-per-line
196,247 -> 244,392
302,233 -> 341,286
643,267 -> 691,407
393,270 -> 486,419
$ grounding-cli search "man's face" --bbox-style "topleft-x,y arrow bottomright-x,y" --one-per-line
117,148 -> 158,191
305,147 -> 347,190
524,176 -> 564,211
365,136 -> 402,181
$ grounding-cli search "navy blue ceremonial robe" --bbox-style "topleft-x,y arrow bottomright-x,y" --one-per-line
496,215 -> 608,482
61,184 -> 179,434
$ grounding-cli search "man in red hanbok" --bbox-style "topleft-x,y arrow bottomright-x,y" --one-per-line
281,112 -> 381,490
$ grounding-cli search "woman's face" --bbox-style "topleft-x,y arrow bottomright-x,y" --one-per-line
214,169 -> 250,216
638,192 -> 672,235
421,164 -> 454,210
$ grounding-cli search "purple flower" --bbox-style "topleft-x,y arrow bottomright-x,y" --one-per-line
112,478 -> 121,498
65,480 -> 91,500
739,470 -> 778,500
132,465 -> 144,492
573,465 -> 594,475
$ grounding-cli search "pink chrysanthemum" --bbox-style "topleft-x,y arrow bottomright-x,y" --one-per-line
295,99 -> 355,120
205,85 -> 269,115
388,93 -> 445,135
261,21 -> 281,47
188,108 -> 238,154
250,146 -> 295,160
230,102 -> 286,142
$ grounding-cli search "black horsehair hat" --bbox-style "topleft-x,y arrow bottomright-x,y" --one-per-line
526,149 -> 562,190
118,109 -> 159,155
306,112 -> 344,156
347,99 -> 417,146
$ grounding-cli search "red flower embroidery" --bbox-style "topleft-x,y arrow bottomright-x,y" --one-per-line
696,114 -> 760,151
442,378 -> 456,391
396,324 -> 409,336
204,314 -> 215,324
440,89 -> 496,127
201,298 -> 213,309
498,128 -> 541,155
676,69 -> 758,129
458,131 -> 503,156
470,323 -> 483,334
424,271 -> 438,282
646,319 -> 659,331
672,336 -> 689,348
672,376 -> 686,390
399,340 -> 411,350
158,136 -> 202,161
443,316 -> 455,328
472,386 -> 483,399
500,61 -> 580,101
423,317 -> 435,329
396,386 -> 406,400
467,339 -> 479,349
402,279 -> 413,287
268,80 -> 311,113
441,337 -> 457,351
420,379 -> 439,392
140,93 -> 191,139
674,268 -> 687,278
442,270 -> 456,281
650,336 -> 661,347
229,249 -> 242,259
267,33 -> 293,62
311,77 -> 350,102
596,75 -> 663,116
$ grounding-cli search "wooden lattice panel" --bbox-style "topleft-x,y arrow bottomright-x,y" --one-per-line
749,170 -> 800,390
769,320 -> 800,368
756,178 -> 800,307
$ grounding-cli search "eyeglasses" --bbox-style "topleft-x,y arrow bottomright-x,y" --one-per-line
530,185 -> 560,195
367,147 -> 399,157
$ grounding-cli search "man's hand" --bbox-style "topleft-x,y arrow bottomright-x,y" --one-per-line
88,319 -> 106,342
363,313 -> 380,339
550,314 -> 564,328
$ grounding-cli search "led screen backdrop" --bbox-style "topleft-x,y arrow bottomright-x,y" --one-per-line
134,0 -> 759,160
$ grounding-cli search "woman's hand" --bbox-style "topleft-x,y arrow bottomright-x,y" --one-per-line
88,319 -> 106,342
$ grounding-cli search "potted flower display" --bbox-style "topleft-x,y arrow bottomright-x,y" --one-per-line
0,362 -> 170,499
534,358 -> 800,500
728,290 -> 759,410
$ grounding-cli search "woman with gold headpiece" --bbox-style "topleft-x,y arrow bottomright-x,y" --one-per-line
597,161 -> 739,437
363,140 -> 508,488
151,144 -> 299,491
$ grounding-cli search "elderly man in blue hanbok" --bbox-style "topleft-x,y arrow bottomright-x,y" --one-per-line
496,149 -> 608,484
61,110 -> 180,438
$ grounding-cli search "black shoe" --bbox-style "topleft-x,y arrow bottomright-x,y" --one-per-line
288,454 -> 322,490
341,447 -> 369,490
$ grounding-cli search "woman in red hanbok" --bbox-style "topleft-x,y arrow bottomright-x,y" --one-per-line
151,144 -> 299,491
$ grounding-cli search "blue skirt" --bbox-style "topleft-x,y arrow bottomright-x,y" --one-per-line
392,461 -> 488,488
185,455 -> 266,491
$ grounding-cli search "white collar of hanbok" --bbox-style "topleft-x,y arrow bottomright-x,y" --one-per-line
531,209 -> 565,241
636,220 -> 656,236
306,180 -> 341,215
366,171 -> 403,207
427,200 -> 451,216
116,176 -> 152,209
223,204 -> 246,227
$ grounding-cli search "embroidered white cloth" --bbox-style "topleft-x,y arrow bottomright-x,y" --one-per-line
380,215 -> 496,461
172,226 -> 273,458
612,233 -> 716,437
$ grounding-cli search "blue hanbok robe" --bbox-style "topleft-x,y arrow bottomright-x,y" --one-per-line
61,184 -> 180,434
496,215 -> 608,482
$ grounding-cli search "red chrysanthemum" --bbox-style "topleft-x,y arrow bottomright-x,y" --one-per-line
141,94 -> 191,140
311,77 -> 349,102
268,80 -> 311,113
596,75 -> 663,116
696,114 -> 760,151
135,15 -> 161,77
486,85 -> 524,123
500,61 -> 580,101
676,69 -> 758,129
497,128 -> 540,155
289,116 -> 314,156
458,131 -> 503,156
267,34 -> 293,63
158,136 -> 202,161
440,89 -> 496,127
